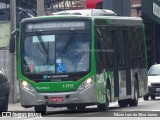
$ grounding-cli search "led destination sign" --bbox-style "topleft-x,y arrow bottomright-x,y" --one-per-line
25,21 -> 89,32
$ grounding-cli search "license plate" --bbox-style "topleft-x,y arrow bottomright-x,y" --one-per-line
50,97 -> 64,102
156,88 -> 160,92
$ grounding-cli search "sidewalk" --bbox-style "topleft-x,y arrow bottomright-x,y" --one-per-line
8,103 -> 34,111
8,103 -> 64,112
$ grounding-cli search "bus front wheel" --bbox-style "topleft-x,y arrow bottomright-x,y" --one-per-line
34,105 -> 46,115
67,106 -> 76,110
77,105 -> 86,111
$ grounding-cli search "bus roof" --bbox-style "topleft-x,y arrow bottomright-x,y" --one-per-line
52,9 -> 117,16
93,16 -> 143,26
21,10 -> 143,26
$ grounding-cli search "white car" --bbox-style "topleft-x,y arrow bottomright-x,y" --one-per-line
144,64 -> 160,100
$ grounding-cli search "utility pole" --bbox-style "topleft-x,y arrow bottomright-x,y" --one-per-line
10,0 -> 17,103
37,0 -> 45,16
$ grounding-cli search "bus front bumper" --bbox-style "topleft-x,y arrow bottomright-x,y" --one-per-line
20,83 -> 97,107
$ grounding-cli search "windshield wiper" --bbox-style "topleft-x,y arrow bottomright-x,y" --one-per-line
37,35 -> 50,63
37,35 -> 48,55
62,30 -> 75,54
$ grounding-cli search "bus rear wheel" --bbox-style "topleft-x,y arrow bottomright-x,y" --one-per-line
34,105 -> 46,115
128,80 -> 139,106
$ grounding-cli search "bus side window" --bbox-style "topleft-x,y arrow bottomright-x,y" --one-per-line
128,28 -> 135,69
95,28 -> 105,73
102,26 -> 114,69
116,29 -> 126,68
136,27 -> 146,68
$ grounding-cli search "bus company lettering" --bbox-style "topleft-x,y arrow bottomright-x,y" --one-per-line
36,87 -> 49,90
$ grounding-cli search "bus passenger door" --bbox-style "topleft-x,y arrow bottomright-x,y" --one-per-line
114,28 -> 130,99
111,30 -> 119,98
123,30 -> 131,96
95,28 -> 108,103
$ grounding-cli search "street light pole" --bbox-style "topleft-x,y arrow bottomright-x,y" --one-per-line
10,0 -> 17,103
37,0 -> 45,16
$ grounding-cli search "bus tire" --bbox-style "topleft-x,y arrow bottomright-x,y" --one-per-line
77,105 -> 86,111
97,88 -> 110,111
143,95 -> 149,100
67,106 -> 76,110
34,105 -> 46,115
118,99 -> 128,107
128,80 -> 139,106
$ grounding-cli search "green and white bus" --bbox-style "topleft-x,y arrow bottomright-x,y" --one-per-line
10,9 -> 148,114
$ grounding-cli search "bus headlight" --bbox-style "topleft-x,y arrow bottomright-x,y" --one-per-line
79,76 -> 94,89
21,80 -> 34,91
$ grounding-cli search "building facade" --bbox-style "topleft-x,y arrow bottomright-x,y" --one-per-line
131,0 -> 141,17
142,0 -> 160,68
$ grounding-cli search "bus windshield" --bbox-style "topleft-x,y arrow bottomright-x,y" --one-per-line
23,32 -> 90,74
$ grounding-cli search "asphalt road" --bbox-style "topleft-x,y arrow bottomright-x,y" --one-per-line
6,97 -> 160,120
41,97 -> 160,117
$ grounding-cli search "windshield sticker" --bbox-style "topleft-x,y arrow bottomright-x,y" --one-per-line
29,65 -> 34,72
43,75 -> 48,79
33,65 -> 55,73
33,35 -> 55,43
56,63 -> 66,73
56,58 -> 62,63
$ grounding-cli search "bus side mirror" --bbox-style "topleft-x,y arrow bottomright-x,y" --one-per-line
96,30 -> 104,48
9,30 -> 18,53
9,37 -> 16,53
